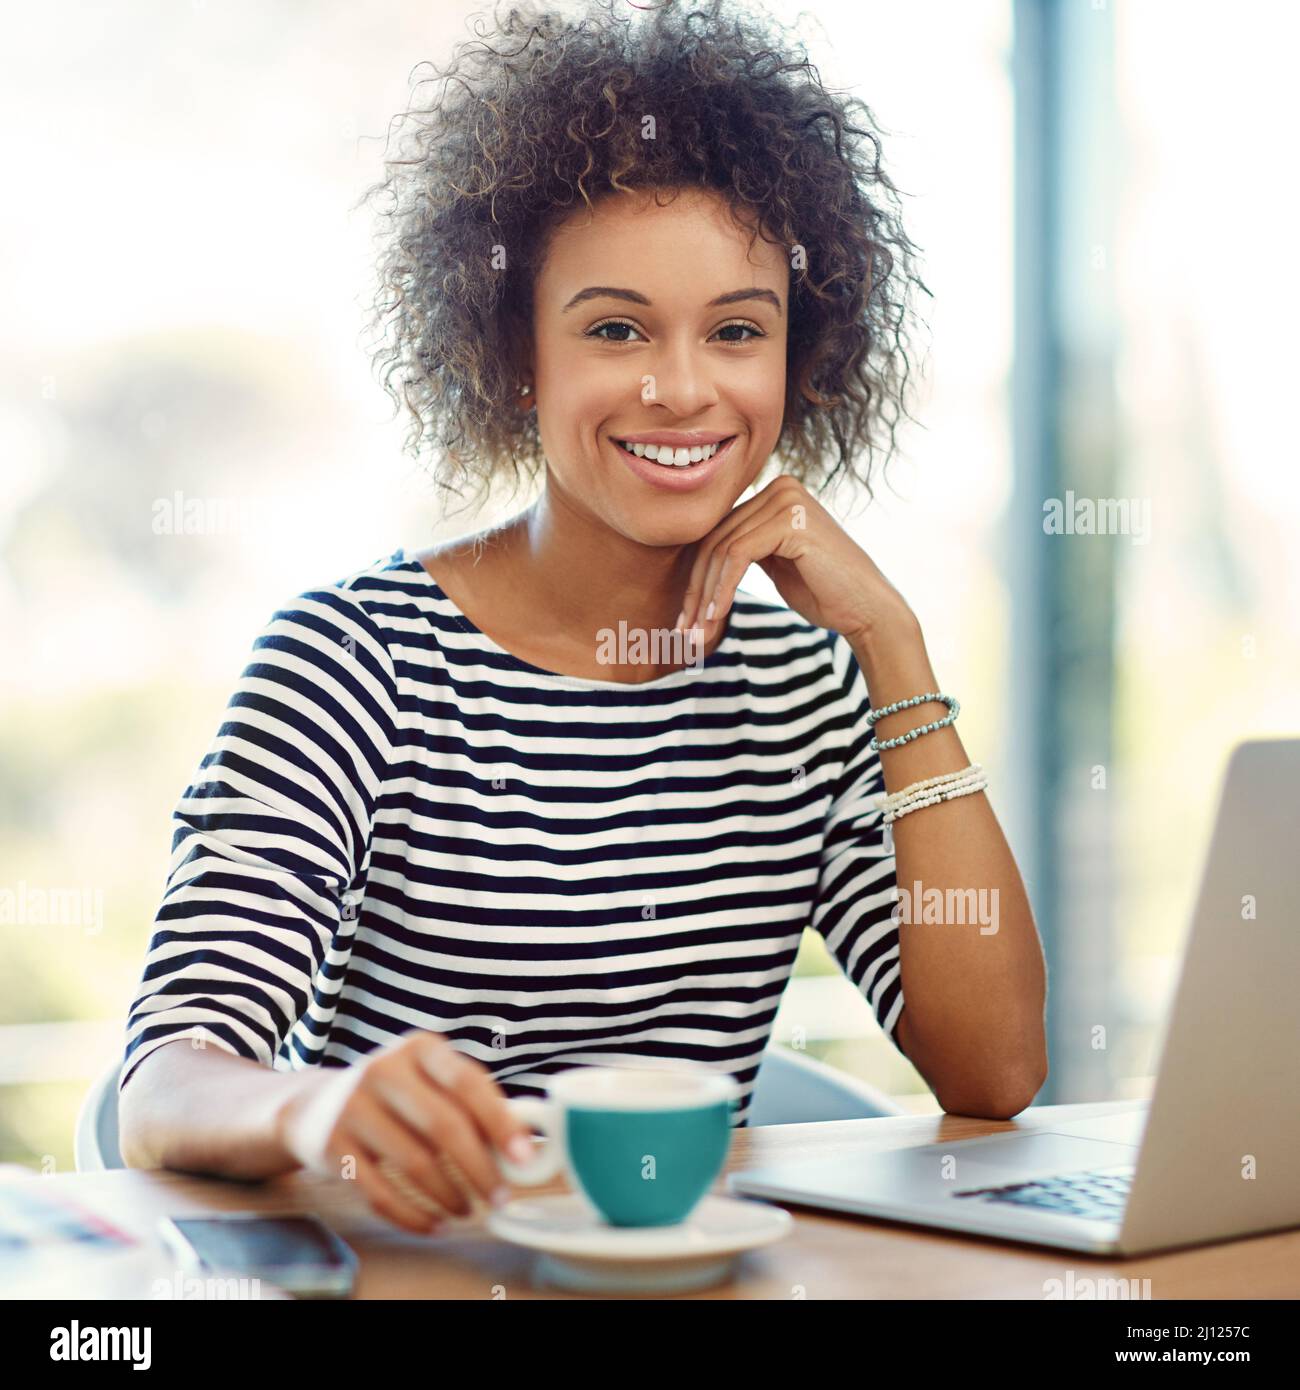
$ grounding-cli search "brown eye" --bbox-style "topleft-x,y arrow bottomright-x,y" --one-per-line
586,319 -> 645,343
712,321 -> 764,344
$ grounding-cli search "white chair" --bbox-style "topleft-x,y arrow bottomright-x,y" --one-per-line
74,1058 -> 125,1171
747,1044 -> 906,1125
75,1044 -> 903,1169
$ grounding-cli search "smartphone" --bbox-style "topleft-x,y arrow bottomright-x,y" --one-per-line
157,1213 -> 358,1298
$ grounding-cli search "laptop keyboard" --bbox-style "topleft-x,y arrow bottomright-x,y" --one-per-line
953,1164 -> 1134,1221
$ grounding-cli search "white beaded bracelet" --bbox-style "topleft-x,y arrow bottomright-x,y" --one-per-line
885,776 -> 987,825
884,776 -> 988,825
880,763 -> 985,814
880,765 -> 989,825
886,764 -> 986,803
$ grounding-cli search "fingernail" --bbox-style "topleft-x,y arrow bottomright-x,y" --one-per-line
506,1134 -> 533,1163
705,600 -> 716,621
491,1185 -> 512,1208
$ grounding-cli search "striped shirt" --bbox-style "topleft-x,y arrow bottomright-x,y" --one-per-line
121,548 -> 904,1124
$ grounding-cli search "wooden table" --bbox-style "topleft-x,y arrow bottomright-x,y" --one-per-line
12,1099 -> 1298,1298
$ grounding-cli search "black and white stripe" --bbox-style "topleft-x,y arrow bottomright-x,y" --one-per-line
122,549 -> 903,1124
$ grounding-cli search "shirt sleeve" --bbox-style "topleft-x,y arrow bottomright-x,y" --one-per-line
809,631 -> 905,1049
119,584 -> 400,1093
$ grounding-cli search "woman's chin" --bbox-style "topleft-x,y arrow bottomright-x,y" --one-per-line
613,509 -> 723,549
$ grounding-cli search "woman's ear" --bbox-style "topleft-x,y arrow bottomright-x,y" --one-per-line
513,345 -> 537,413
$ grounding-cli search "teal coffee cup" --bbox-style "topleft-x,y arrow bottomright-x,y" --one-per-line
495,1065 -> 739,1227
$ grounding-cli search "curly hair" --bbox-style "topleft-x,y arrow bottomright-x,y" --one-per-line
357,0 -> 931,516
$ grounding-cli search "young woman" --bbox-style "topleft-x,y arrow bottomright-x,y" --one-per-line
118,0 -> 1046,1235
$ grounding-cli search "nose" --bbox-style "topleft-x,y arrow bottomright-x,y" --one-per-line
645,336 -> 720,418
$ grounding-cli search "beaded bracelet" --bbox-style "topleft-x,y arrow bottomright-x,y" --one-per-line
877,764 -> 986,819
866,692 -> 960,753
880,763 -> 985,816
885,775 -> 987,825
883,767 -> 988,825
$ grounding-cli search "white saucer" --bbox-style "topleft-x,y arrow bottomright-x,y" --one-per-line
487,1193 -> 792,1294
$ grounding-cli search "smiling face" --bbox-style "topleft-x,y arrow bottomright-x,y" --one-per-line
528,187 -> 789,547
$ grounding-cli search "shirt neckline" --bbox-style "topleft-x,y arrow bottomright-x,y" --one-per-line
393,548 -> 739,690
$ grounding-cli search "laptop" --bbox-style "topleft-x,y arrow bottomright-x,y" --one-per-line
728,738 -> 1300,1255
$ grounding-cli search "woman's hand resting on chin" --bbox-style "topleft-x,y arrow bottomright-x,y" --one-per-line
677,475 -> 916,645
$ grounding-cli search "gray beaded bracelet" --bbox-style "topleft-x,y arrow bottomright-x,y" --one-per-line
865,692 -> 960,753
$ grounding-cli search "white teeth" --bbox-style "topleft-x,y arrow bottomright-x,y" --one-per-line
618,438 -> 729,466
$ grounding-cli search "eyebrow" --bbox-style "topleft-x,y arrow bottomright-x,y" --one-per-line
560,286 -> 783,317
